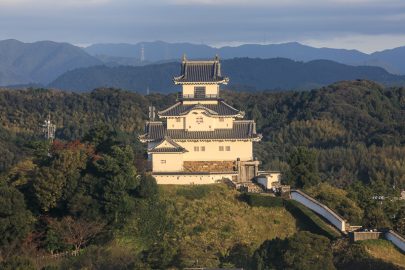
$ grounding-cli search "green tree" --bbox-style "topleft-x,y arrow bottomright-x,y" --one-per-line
33,166 -> 65,211
137,174 -> 158,199
0,256 -> 35,270
363,206 -> 391,229
252,231 -> 335,270
83,125 -> 117,153
284,147 -> 321,188
94,145 -> 139,225
0,184 -> 34,250
221,243 -> 252,269
282,231 -> 335,270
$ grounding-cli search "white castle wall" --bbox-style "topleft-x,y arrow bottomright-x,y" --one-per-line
385,230 -> 405,252
291,190 -> 346,232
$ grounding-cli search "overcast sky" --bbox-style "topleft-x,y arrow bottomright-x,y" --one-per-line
1,0 -> 405,53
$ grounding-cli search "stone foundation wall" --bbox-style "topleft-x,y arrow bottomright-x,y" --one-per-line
183,161 -> 236,172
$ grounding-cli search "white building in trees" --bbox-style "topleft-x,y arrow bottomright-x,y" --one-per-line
140,56 -> 262,184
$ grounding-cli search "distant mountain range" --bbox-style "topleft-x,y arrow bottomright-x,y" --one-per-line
85,41 -> 405,75
0,39 -> 101,86
2,39 -> 405,89
49,58 -> 405,93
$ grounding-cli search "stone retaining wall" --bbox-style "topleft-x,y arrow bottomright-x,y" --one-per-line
350,231 -> 382,242
183,161 -> 235,172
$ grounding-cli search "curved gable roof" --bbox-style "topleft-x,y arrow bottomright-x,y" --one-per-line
158,101 -> 244,118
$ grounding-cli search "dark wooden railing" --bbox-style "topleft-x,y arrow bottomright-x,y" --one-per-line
177,93 -> 219,100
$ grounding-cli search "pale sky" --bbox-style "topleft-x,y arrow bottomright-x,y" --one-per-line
1,0 -> 405,53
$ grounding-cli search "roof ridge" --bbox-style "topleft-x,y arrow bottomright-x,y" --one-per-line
158,102 -> 181,115
150,136 -> 187,151
220,101 -> 245,116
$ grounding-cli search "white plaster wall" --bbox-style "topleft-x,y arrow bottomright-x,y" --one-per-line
177,140 -> 253,161
184,112 -> 234,131
184,110 -> 215,131
215,117 -> 234,129
167,117 -> 184,129
152,153 -> 183,172
257,173 -> 281,189
183,100 -> 218,105
154,173 -> 236,185
291,191 -> 346,232
385,230 -> 405,252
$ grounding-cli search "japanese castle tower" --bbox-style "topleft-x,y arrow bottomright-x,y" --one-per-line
140,56 -> 262,184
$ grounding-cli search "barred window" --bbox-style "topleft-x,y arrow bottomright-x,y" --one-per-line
219,146 -> 224,151
226,146 -> 231,151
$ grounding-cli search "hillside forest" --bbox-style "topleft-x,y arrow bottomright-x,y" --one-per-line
0,79 -> 404,269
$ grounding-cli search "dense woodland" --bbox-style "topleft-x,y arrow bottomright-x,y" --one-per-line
0,79 -> 404,269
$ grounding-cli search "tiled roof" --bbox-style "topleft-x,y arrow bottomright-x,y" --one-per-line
173,56 -> 229,84
158,101 -> 244,117
148,147 -> 186,153
148,136 -> 188,153
140,121 -> 261,142
139,121 -> 165,142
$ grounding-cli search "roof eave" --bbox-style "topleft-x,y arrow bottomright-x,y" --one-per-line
173,78 -> 229,85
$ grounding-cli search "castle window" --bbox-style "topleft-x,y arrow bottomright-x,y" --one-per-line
201,146 -> 205,151
219,118 -> 224,122
176,118 -> 181,122
194,86 -> 206,98
226,146 -> 231,151
196,117 -> 203,124
194,146 -> 199,151
219,146 -> 224,151
161,160 -> 166,164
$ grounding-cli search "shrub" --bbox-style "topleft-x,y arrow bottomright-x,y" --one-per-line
137,174 -> 158,199
284,200 -> 340,239
241,193 -> 284,208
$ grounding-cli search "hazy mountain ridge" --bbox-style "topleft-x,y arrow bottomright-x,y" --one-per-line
48,58 -> 405,93
0,39 -> 102,86
85,41 -> 405,74
2,39 -> 405,88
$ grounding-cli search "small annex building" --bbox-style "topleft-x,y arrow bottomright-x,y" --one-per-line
140,56 -> 262,184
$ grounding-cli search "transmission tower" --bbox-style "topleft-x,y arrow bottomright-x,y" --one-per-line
140,44 -> 145,62
148,106 -> 156,121
42,113 -> 56,142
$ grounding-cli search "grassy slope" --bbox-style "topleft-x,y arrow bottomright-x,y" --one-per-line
116,184 -> 297,267
114,185 -> 404,268
361,239 -> 405,268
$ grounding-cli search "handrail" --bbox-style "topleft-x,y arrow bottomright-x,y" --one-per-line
177,93 -> 219,99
